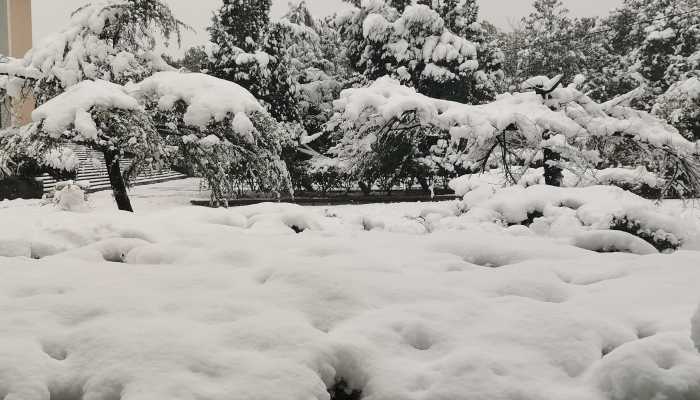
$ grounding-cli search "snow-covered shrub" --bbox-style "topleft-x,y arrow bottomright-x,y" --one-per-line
50,181 -> 89,212
325,105 -> 468,193
456,184 -> 695,252
307,157 -> 350,195
570,230 -> 658,255
608,215 -> 683,252
131,71 -> 292,204
453,166 -> 666,199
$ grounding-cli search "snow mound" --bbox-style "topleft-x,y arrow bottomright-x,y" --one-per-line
451,166 -> 664,198
571,231 -> 658,255
455,184 -> 697,251
590,333 -> 700,400
51,182 -> 89,212
1,197 -> 700,399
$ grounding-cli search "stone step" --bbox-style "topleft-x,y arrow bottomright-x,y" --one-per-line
38,145 -> 186,194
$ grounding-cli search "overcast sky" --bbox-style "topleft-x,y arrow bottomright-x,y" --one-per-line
31,0 -> 624,53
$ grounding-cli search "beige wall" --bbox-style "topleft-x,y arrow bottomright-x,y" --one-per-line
5,0 -> 33,126
7,0 -> 32,58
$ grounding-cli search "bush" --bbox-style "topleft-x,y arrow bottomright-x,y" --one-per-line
0,176 -> 43,200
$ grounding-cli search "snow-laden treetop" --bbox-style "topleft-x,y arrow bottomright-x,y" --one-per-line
29,72 -> 266,145
348,3 -> 479,75
32,80 -> 141,141
334,76 -> 698,154
0,0 -> 184,105
130,71 -> 264,135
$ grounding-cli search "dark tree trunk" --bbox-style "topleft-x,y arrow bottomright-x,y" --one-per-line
543,146 -> 563,187
417,176 -> 430,194
103,151 -> 134,212
358,182 -> 371,196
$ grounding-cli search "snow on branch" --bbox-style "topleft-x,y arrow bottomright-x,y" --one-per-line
6,0 -> 184,106
129,71 -> 264,141
32,80 -> 142,142
334,76 -> 698,154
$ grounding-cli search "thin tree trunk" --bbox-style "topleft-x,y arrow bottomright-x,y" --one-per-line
103,151 -> 134,212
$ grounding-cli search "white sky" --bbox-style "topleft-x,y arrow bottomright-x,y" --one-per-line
31,0 -> 624,53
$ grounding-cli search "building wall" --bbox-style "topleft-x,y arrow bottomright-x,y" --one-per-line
0,1 -> 8,56
1,0 -> 33,127
7,0 -> 31,58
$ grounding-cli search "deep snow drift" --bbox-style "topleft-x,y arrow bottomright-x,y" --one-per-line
1,180 -> 699,400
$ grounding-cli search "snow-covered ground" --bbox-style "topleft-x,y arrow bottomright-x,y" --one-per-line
1,179 -> 700,400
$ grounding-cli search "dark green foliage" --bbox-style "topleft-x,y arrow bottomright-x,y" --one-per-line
208,0 -> 272,52
328,380 -> 362,400
610,216 -> 681,252
0,176 -> 43,200
150,100 -> 291,202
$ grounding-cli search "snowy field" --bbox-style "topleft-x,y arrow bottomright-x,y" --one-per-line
1,179 -> 700,400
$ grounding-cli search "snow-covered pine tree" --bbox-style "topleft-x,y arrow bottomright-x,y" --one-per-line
0,0 -> 186,211
509,0 -> 610,88
208,0 -> 308,124
326,75 -> 700,198
209,0 -> 272,53
586,0 -> 699,109
209,1 -> 353,191
337,0 -> 503,104
285,0 -> 316,29
208,0 -> 274,110
132,71 -> 292,204
2,80 -> 165,212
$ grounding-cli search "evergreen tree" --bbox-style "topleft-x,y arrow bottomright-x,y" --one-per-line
208,0 -> 304,124
336,0 -> 503,104
208,0 -> 272,53
591,0 -> 700,109
513,0 -> 608,84
284,0 -> 316,28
